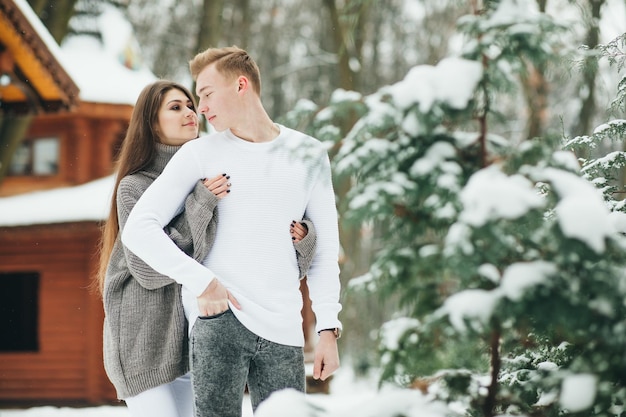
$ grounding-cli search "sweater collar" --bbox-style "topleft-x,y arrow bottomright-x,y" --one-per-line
143,142 -> 181,176
223,124 -> 286,151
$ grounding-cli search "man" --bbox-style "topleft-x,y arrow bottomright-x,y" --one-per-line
122,46 -> 342,417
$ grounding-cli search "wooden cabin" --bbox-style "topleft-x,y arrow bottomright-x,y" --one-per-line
0,222 -> 114,405
0,135 -> 129,406
0,0 -> 129,405
0,0 -> 326,407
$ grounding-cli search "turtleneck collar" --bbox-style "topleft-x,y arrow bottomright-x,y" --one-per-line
142,142 -> 182,178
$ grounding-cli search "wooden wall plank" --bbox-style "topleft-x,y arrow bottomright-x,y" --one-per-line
0,222 -> 117,405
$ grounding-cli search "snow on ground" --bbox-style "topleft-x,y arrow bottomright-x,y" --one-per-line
0,367 -> 379,417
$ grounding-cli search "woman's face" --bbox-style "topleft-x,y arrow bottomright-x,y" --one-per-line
157,89 -> 199,146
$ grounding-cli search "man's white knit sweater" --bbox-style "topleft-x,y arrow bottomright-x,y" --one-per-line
122,124 -> 342,346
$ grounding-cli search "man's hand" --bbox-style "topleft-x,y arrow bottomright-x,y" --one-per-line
197,278 -> 241,316
312,331 -> 340,381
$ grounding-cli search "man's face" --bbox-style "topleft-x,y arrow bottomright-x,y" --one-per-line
195,64 -> 240,132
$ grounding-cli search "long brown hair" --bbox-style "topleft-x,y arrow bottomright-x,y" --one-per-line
95,80 -> 197,296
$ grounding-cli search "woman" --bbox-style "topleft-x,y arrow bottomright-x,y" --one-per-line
96,80 -> 316,417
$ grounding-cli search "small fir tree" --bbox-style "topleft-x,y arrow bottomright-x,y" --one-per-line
276,2 -> 626,417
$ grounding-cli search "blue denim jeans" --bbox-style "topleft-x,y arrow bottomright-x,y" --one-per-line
190,309 -> 305,417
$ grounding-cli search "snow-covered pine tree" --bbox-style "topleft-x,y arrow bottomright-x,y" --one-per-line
565,34 -> 626,214
278,1 -> 626,417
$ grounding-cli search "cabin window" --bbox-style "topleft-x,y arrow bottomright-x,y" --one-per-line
8,137 -> 59,176
0,272 -> 39,352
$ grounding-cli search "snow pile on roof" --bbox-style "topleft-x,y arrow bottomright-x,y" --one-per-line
0,176 -> 114,227
15,0 -> 156,105
60,3 -> 157,104
0,2 -> 155,227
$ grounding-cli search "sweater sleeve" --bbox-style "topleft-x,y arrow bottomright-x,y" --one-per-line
183,180 -> 220,262
121,144 -> 218,297
293,217 -> 317,279
302,152 -> 343,333
117,178 -> 218,290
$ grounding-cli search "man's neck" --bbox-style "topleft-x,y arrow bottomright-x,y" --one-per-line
229,100 -> 279,143
231,120 -> 279,143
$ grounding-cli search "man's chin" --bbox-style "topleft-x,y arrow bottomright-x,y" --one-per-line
206,120 -> 224,132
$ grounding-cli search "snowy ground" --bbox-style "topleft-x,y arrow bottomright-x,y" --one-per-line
0,368 -> 379,417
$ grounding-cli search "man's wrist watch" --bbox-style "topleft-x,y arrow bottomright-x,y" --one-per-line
319,327 -> 341,339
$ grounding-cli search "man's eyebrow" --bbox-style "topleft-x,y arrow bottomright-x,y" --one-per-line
196,85 -> 210,95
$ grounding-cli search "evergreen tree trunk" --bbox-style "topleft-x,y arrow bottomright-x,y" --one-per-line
0,115 -> 34,185
573,0 -> 605,137
27,0 -> 78,43
483,327 -> 501,417
519,0 -> 550,140
236,0 -> 251,50
192,0 -> 224,131
322,0 -> 354,91
264,2 -> 287,117
196,0 -> 224,52
522,63 -> 549,140
321,0 -> 369,282
27,0 -> 47,15
345,0 -> 367,91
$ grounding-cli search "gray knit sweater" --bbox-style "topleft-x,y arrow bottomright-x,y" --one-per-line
102,143 -> 317,399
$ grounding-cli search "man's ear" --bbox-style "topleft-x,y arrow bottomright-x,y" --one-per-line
237,76 -> 249,92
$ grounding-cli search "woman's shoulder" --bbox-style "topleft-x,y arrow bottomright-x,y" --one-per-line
118,173 -> 152,200
120,171 -> 151,187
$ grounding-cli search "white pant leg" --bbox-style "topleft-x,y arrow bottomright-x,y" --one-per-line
124,373 -> 193,417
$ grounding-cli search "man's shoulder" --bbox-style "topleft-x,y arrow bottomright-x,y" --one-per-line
279,125 -> 327,154
181,132 -> 222,150
280,125 -> 319,143
173,133 -> 225,161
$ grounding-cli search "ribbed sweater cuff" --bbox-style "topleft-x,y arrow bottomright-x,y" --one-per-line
294,223 -> 316,255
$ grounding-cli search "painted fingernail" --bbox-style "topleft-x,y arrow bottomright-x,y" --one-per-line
227,190 -> 231,193
222,173 -> 227,176
226,175 -> 230,179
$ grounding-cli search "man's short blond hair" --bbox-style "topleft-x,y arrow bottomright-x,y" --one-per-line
189,46 -> 261,96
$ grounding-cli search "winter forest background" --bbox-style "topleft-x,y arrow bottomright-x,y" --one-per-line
19,0 -> 626,415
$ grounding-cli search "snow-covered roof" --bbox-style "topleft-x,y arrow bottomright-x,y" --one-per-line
59,4 -> 157,105
0,176 -> 114,227
13,0 -> 70,69
4,0 -> 79,111
0,3 -> 157,227
15,0 -> 156,106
